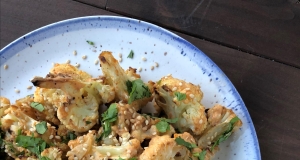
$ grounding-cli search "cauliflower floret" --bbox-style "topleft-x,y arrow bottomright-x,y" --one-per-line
41,147 -> 62,160
139,134 -> 190,160
1,105 -> 57,144
155,75 -> 207,135
50,63 -> 92,82
99,51 -> 154,110
197,104 -> 242,149
31,74 -> 114,132
0,97 -> 10,118
67,131 -> 142,160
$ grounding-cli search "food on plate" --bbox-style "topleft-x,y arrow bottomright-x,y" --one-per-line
0,51 -> 242,160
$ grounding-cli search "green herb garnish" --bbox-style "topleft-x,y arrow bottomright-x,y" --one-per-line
30,102 -> 44,112
86,121 -> 91,125
129,158 -> 138,160
62,131 -> 77,143
211,116 -> 240,150
86,40 -> 94,45
16,134 -> 49,159
127,50 -> 134,58
118,156 -> 125,160
175,136 -> 197,150
174,92 -> 186,101
193,150 -> 207,160
155,118 -> 178,133
101,103 -> 118,138
36,121 -> 47,134
126,79 -> 151,104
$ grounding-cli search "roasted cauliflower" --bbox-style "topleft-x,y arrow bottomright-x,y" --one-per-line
155,75 -> 208,135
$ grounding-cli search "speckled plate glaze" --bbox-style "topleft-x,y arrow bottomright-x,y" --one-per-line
0,16 -> 260,160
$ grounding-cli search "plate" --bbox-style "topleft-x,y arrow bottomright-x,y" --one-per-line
0,16 -> 260,160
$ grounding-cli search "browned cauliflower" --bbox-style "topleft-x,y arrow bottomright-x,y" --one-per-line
139,133 -> 193,160
67,131 -> 142,160
0,97 -> 10,118
41,147 -> 62,160
31,74 -> 114,132
197,104 -> 242,149
155,75 -> 207,135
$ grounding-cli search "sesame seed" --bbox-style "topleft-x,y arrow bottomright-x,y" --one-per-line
151,66 -> 154,70
129,109 -> 133,113
152,132 -> 157,135
207,141 -> 211,145
119,53 -> 122,58
125,120 -> 130,125
138,67 -> 142,72
199,119 -> 203,124
94,59 -> 99,65
90,156 -> 94,159
55,136 -> 61,139
118,58 -> 122,62
142,57 -> 147,61
66,60 -> 71,64
124,127 -> 128,131
179,82 -> 182,86
108,135 -> 113,138
145,120 -> 149,125
15,89 -> 20,93
154,62 -> 159,67
137,116 -> 142,120
30,128 -> 35,132
172,87 -> 177,91
189,94 -> 195,98
27,86 -> 33,89
3,64 -> 8,70
132,126 -> 135,130
214,132 -> 218,137
83,147 -> 87,151
65,107 -> 69,112
119,137 -> 123,143
79,140 -> 83,143
75,63 -> 80,68
207,137 -> 211,140
142,126 -> 148,131
106,152 -> 111,156
132,113 -> 137,118
185,88 -> 190,90
130,119 -> 135,123
73,50 -> 77,55
49,135 -> 53,139
82,55 -> 87,59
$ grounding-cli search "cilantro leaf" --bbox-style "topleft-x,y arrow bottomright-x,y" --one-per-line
30,102 -> 44,112
118,156 -> 125,160
156,118 -> 178,133
175,137 -> 197,150
62,131 -> 77,143
129,158 -> 137,160
193,150 -> 207,160
156,121 -> 170,133
101,103 -> 118,138
16,134 -> 49,159
86,40 -> 94,45
127,79 -> 151,104
126,80 -> 133,93
36,121 -> 48,134
174,92 -> 186,101
86,121 -> 91,125
127,50 -> 134,58
211,116 -> 240,150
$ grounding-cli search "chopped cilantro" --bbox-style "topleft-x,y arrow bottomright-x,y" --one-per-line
211,116 -> 240,151
126,79 -> 151,104
193,150 -> 207,160
118,156 -> 125,160
127,50 -> 134,58
156,118 -> 178,133
16,134 -> 49,159
175,136 -> 197,150
62,131 -> 77,143
30,102 -> 44,112
101,103 -> 118,138
35,121 -> 48,134
85,121 -> 91,125
86,40 -> 94,45
129,158 -> 137,160
174,92 -> 186,101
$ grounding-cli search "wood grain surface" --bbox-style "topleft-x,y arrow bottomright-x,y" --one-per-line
106,0 -> 300,68
1,0 -> 300,160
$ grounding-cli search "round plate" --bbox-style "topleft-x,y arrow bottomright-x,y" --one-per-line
0,16 -> 260,160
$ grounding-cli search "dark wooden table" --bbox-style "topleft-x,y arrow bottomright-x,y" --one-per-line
1,0 -> 299,159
